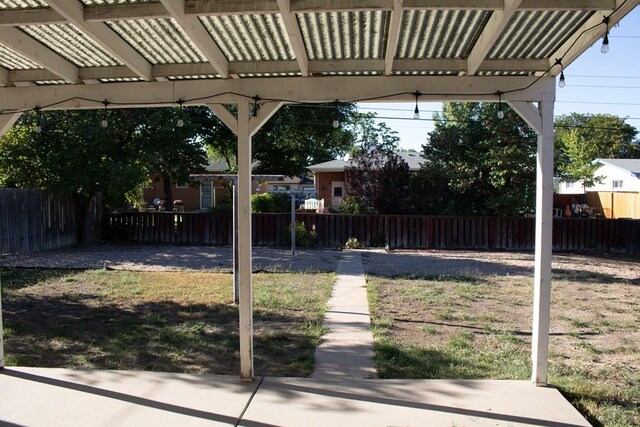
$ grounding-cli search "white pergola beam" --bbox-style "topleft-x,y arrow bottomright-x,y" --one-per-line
508,101 -> 541,133
207,104 -> 238,135
466,0 -> 522,75
46,0 -> 153,81
0,7 -> 65,26
0,27 -> 78,83
3,58 -> 550,84
384,0 -> 403,75
277,0 -> 310,76
547,0 -> 640,71
0,75 -> 556,111
250,101 -> 284,136
236,100 -> 254,381
0,66 -> 7,86
159,0 -> 230,79
84,3 -> 170,22
0,112 -> 21,136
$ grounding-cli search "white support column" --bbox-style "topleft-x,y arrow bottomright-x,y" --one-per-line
1,276 -> 4,368
237,100 -> 254,381
0,112 -> 22,136
531,99 -> 554,386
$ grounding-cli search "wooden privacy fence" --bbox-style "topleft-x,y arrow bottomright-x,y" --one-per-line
0,189 -> 79,254
103,212 -> 640,254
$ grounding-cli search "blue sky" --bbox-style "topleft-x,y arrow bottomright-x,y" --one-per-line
358,7 -> 640,152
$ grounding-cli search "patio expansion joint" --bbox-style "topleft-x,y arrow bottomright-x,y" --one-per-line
235,376 -> 265,427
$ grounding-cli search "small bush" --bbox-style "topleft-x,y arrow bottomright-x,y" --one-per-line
284,222 -> 318,248
252,193 -> 290,213
252,193 -> 275,213
339,196 -> 371,214
344,237 -> 362,249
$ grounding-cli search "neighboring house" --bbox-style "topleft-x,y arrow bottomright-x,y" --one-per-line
307,151 -> 425,208
143,160 -> 230,211
555,159 -> 640,219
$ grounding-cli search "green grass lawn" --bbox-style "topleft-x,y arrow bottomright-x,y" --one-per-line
1,267 -> 334,377
367,273 -> 640,427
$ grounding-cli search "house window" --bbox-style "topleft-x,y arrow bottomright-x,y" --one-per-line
333,186 -> 343,197
565,181 -> 574,189
175,182 -> 188,189
613,180 -> 623,189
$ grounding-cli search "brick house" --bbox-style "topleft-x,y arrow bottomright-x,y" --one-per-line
307,151 -> 425,209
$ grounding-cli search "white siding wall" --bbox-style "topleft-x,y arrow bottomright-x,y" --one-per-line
587,164 -> 640,192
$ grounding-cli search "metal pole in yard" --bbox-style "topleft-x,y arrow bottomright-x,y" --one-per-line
233,181 -> 239,304
291,192 -> 296,255
0,275 -> 4,368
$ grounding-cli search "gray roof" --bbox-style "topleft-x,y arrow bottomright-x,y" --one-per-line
308,151 -> 424,172
597,159 -> 640,178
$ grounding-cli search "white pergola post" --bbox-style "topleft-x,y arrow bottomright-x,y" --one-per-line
531,99 -> 555,386
0,113 -> 20,369
236,100 -> 254,381
509,87 -> 555,387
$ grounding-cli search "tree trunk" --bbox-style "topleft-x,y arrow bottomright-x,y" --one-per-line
74,191 -> 102,244
163,173 -> 173,211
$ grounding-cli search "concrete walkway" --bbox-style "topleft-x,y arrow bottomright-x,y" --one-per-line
312,251 -> 376,379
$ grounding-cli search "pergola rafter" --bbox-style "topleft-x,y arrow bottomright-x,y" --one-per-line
0,0 -> 637,385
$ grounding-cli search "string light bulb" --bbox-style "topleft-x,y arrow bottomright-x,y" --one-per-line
332,100 -> 340,128
413,91 -> 420,120
101,100 -> 109,128
558,71 -> 566,88
34,106 -> 42,133
251,95 -> 260,118
176,99 -> 184,127
601,16 -> 610,54
496,91 -> 504,119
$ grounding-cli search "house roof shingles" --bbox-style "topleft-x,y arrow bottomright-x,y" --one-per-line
597,159 -> 640,178
308,151 -> 425,173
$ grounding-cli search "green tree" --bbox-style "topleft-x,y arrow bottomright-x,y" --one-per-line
554,113 -> 639,182
0,108 -> 208,241
346,135 -> 410,214
196,103 -> 357,176
414,102 -> 537,215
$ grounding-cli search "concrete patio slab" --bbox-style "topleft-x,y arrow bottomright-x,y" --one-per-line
0,367 -> 258,427
241,377 -> 591,427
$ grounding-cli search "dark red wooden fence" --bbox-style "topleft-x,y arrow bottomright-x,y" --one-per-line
1,189 -> 79,254
103,212 -> 640,254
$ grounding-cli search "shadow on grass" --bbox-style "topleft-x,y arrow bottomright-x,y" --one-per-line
0,267 -> 77,291
2,292 -> 318,377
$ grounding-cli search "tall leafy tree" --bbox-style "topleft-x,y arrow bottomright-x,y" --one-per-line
414,102 -> 537,215
345,120 -> 410,214
554,113 -> 639,182
0,108 -> 208,241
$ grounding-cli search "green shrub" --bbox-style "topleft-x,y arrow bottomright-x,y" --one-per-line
283,222 -> 318,248
339,196 -> 371,214
344,237 -> 362,249
252,193 -> 290,213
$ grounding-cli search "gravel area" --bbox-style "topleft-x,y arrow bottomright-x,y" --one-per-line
361,249 -> 640,281
2,245 -> 638,282
0,244 -> 342,273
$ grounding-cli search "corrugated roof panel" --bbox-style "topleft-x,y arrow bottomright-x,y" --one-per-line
199,14 -> 294,62
0,42 -> 41,69
99,77 -> 144,82
0,0 -> 47,9
107,18 -> 207,64
489,10 -> 592,59
80,0 -> 158,5
167,74 -> 217,80
394,71 -> 457,76
36,79 -> 67,84
397,10 -> 490,59
20,24 -> 122,67
298,11 -> 387,60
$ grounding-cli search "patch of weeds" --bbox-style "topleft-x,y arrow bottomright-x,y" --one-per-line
447,332 -> 474,350
418,325 -> 438,335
